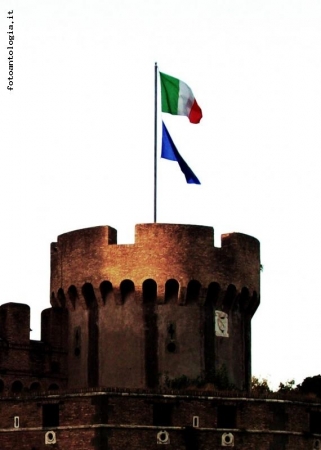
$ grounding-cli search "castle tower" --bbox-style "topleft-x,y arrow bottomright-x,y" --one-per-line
49,223 -> 260,391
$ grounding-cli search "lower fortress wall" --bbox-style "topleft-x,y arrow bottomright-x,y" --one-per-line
0,389 -> 320,450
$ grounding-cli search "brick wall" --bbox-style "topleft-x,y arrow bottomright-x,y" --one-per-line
0,390 -> 319,450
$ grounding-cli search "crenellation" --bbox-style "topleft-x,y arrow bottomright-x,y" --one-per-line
51,224 -> 260,297
220,232 -> 260,292
67,284 -> 79,309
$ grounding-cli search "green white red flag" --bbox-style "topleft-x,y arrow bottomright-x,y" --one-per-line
159,72 -> 203,124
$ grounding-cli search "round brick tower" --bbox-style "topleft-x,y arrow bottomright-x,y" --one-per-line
48,223 -> 260,391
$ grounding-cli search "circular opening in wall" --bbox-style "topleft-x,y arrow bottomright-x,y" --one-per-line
225,435 -> 231,443
167,342 -> 176,353
74,347 -> 80,357
47,432 -> 54,441
159,432 -> 167,442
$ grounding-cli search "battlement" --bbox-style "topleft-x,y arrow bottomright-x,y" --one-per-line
0,302 -> 67,396
50,223 -> 260,305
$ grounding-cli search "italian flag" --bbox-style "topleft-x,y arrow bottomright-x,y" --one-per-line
159,72 -> 203,124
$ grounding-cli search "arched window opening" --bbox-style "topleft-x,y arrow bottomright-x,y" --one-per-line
57,288 -> 66,308
164,279 -> 179,303
120,279 -> 135,303
238,287 -> 250,311
11,380 -> 23,394
143,279 -> 157,303
30,382 -> 41,392
48,383 -> 59,391
186,280 -> 201,304
222,284 -> 237,311
67,285 -> 78,309
166,322 -> 177,354
205,282 -> 220,307
241,286 -> 250,296
82,283 -> 97,309
100,281 -> 113,305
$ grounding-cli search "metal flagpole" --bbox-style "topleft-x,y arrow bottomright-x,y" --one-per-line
154,62 -> 158,223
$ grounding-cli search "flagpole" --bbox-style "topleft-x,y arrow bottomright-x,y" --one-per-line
154,62 -> 158,223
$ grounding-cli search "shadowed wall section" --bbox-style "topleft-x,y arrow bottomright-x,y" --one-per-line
143,279 -> 158,388
82,283 -> 99,388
